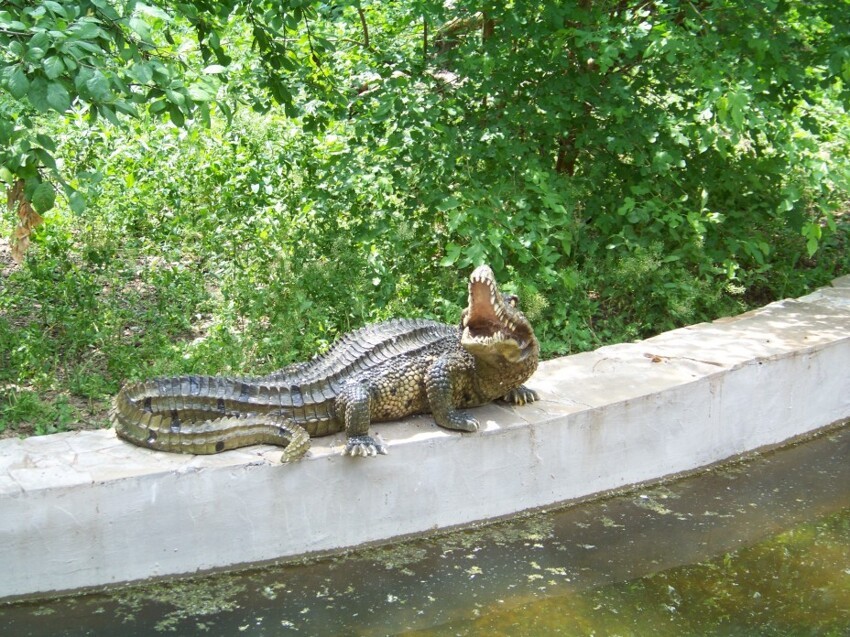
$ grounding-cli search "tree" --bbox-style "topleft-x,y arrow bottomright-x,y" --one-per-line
0,0 -> 344,260
2,0 -> 849,276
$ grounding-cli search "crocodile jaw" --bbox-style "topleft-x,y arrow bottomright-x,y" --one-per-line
460,265 -> 537,364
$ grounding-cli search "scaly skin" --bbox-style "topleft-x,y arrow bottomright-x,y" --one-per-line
111,265 -> 539,460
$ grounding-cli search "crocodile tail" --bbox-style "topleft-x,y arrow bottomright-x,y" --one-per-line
111,387 -> 310,462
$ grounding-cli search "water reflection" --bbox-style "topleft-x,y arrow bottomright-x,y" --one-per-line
416,510 -> 850,637
3,424 -> 849,636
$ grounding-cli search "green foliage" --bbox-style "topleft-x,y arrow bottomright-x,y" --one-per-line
0,0 -> 207,209
0,388 -> 76,435
1,1 -> 849,434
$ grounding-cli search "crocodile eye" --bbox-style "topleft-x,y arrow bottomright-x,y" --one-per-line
504,294 -> 519,308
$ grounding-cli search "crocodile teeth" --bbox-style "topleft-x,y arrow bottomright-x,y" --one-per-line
472,333 -> 508,346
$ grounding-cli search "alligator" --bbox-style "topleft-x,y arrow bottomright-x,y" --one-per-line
112,264 -> 539,461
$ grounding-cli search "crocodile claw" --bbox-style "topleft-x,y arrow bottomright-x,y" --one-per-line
441,411 -> 479,432
343,435 -> 388,457
501,385 -> 539,406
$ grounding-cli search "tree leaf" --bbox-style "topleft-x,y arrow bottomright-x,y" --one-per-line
28,76 -> 50,111
43,56 -> 66,80
168,102 -> 185,127
43,1 -> 68,18
86,71 -> 112,101
128,17 -> 153,43
90,0 -> 120,21
114,99 -> 139,117
69,191 -> 86,215
165,88 -> 186,106
24,46 -> 46,64
136,3 -> 172,21
440,243 -> 462,266
47,81 -> 71,112
69,19 -> 103,41
98,104 -> 120,126
188,79 -> 217,102
31,182 -> 56,213
129,62 -> 153,84
196,101 -> 211,128
35,148 -> 58,171
8,67 -> 29,99
435,196 -> 461,212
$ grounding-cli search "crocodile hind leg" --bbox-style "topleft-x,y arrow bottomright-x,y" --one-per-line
336,384 -> 387,457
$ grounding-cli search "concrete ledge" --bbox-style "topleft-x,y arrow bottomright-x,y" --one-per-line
1,275 -> 849,601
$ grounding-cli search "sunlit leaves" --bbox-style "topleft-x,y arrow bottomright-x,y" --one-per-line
1,0 -> 355,223
1,0 -> 231,229
1,0 -> 848,307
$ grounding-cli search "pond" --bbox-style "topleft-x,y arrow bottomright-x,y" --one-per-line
2,423 -> 849,636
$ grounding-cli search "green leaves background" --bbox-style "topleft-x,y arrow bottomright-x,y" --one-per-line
1,0 -> 849,425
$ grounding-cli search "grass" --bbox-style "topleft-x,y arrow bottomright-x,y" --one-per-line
0,389 -> 77,437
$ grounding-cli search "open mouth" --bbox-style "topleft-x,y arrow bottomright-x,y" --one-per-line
465,273 -> 510,340
461,266 -> 533,358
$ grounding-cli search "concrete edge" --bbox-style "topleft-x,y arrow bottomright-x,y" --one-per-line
1,274 -> 849,601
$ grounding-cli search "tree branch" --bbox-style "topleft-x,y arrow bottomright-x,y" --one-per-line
357,6 -> 369,49
423,15 -> 428,64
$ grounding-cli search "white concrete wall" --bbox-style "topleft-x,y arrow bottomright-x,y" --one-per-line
1,275 -> 848,601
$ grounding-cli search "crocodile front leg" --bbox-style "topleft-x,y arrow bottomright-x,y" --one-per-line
425,356 -> 479,432
336,384 -> 388,457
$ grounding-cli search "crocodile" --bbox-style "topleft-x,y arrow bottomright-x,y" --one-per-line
112,264 -> 539,461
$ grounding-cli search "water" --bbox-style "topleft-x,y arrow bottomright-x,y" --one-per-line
3,423 -> 849,636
